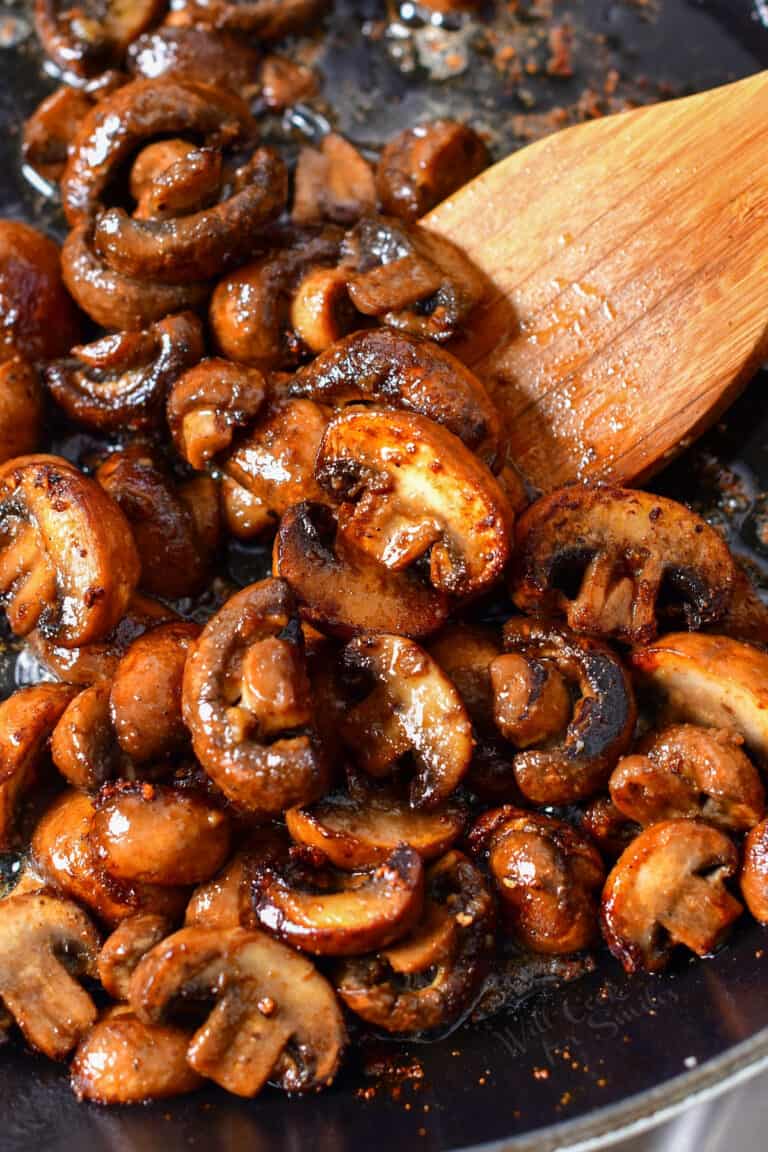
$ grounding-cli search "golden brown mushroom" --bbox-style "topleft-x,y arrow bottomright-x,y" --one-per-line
0,357 -> 43,464
129,139 -> 224,221
0,455 -> 140,646
185,850 -> 253,930
0,221 -> 80,361
741,819 -> 768,925
34,0 -> 164,78
258,53 -> 318,109
580,795 -> 640,861
375,120 -> 488,222
167,357 -> 267,470
97,913 -> 171,1000
169,0 -> 328,36
22,86 -> 93,189
127,26 -> 261,97
293,133 -> 376,225
129,924 -> 346,1095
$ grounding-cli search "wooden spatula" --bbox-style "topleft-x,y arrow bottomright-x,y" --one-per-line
423,71 -> 768,493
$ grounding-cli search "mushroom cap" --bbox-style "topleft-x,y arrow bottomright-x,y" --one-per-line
741,818 -> 768,925
0,221 -> 80,361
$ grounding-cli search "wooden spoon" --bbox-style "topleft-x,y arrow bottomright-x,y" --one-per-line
424,71 -> 768,493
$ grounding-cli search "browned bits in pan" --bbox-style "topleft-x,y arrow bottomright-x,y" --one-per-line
376,120 -> 489,222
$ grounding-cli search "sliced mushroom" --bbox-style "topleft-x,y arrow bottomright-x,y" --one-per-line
289,267 -> 358,355
293,133 -> 376,225
34,0 -> 164,78
0,221 -> 80,360
0,455 -> 140,646
601,819 -> 742,973
580,795 -> 640,861
0,357 -> 43,465
499,618 -> 636,805
91,782 -> 231,887
274,502 -> 449,638
94,147 -> 288,284
72,1005 -> 203,1104
316,408 -> 512,598
221,399 -> 330,538
336,849 -> 494,1034
342,215 -> 485,342
287,773 -> 467,869
61,78 -> 254,227
631,633 -> 768,765
289,327 -> 501,469
490,651 -> 572,749
248,843 -> 424,955
129,924 -> 346,1095
169,0 -> 327,36
341,633 -> 473,807
62,221 -> 212,330
0,890 -> 100,1059
469,806 -> 605,954
52,681 -> 121,792
185,850 -> 252,929
45,311 -> 204,432
182,578 -> 328,814
96,444 -> 219,598
127,26 -> 261,98
512,486 -> 737,645
375,120 -> 488,222
0,684 -> 78,847
129,139 -> 224,221
97,913 -> 171,1000
32,790 -> 188,927
258,53 -> 317,109
741,819 -> 768,924
610,725 -> 765,832
22,86 -> 93,188
167,357 -> 266,469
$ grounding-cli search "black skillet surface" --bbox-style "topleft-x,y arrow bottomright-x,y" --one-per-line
2,3 -> 768,1150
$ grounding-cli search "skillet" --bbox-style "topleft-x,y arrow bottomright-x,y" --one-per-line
1,2 -> 768,1149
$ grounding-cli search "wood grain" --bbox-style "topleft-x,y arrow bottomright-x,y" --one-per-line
424,72 -> 768,492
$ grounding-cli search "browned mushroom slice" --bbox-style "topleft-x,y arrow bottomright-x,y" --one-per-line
45,312 -> 204,433
289,328 -> 501,469
375,120 -> 488,222
96,444 -> 219,598
741,819 -> 768,924
34,0 -> 164,78
631,634 -> 768,765
170,0 -> 328,36
23,86 -> 93,188
274,502 -> 449,639
289,267 -> 358,355
342,215 -> 485,342
72,1005 -> 203,1104
0,222 -> 80,361
293,133 -> 376,225
316,409 -> 512,598
97,913 -> 171,1000
32,790 -> 188,927
129,924 -> 346,1095
129,139 -> 223,221
61,78 -> 254,227
127,26 -> 261,97
0,455 -> 140,647
167,358 -> 267,469
287,773 -> 467,869
209,229 -> 344,369
0,684 -> 79,847
498,618 -> 636,805
91,782 -> 231,887
52,681 -> 121,791
258,53 -> 318,109
0,890 -> 100,1059
94,147 -> 288,284
512,486 -> 737,645
601,819 -> 742,973
336,850 -> 494,1034
469,806 -> 604,954
580,795 -> 640,861
341,633 -> 472,807
182,578 -> 328,814
610,725 -> 765,832
249,844 -> 424,955
490,651 -> 572,749
185,850 -> 253,929
221,399 -> 330,538
0,358 -> 43,464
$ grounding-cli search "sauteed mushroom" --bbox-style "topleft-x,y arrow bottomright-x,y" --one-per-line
341,633 -> 473,807
610,725 -> 764,832
167,357 -> 266,469
97,913 -> 171,999
741,819 -> 768,924
512,486 -> 736,645
22,86 -> 92,188
293,133 -> 376,225
0,455 -> 140,646
258,54 -> 318,109
580,796 -> 640,861
248,842 -> 424,955
96,444 -> 219,598
182,578 -> 328,813
601,820 -> 742,973
127,26 -> 261,97
169,0 -> 328,37
0,684 -> 78,847
469,807 -> 604,954
289,327 -> 501,468
128,139 -> 223,222
46,311 -> 204,432
185,849 -> 252,929
289,267 -> 357,354
274,502 -> 449,638
0,357 -> 43,464
316,408 -> 512,598
490,650 -> 572,749
343,215 -> 485,342
129,924 -> 346,1095
72,1005 -> 202,1104
336,849 -> 494,1034
34,0 -> 164,78
498,618 -> 636,804
0,890 -> 99,1059
0,221 -> 80,360
376,120 -> 488,222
